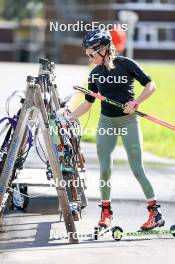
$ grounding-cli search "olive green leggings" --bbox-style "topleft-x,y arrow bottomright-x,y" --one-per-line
96,114 -> 155,201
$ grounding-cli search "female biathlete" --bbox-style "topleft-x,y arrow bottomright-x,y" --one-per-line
70,29 -> 165,230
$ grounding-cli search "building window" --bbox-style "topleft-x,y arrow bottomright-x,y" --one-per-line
159,0 -> 168,3
134,23 -> 175,49
126,0 -> 169,3
172,29 -> 175,41
158,28 -> 166,41
146,33 -> 151,41
133,27 -> 139,41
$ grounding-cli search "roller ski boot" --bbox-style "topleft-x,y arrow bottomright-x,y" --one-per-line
140,200 -> 165,230
94,201 -> 113,240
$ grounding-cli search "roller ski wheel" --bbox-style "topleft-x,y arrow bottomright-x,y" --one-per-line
170,225 -> 175,237
94,226 -> 100,240
112,226 -> 123,241
94,225 -> 112,240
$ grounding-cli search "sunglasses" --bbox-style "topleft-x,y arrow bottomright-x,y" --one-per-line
86,48 -> 101,58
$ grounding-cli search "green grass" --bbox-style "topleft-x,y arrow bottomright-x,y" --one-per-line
77,63 -> 175,159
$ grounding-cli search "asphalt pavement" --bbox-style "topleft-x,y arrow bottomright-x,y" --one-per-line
0,141 -> 175,264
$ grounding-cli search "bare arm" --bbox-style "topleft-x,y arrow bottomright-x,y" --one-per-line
135,81 -> 156,105
70,100 -> 93,119
124,81 -> 156,114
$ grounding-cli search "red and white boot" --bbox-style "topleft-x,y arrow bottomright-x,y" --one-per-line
98,201 -> 113,228
140,200 -> 165,230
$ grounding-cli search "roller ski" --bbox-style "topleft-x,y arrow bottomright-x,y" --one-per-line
94,201 -> 113,240
112,225 -> 175,241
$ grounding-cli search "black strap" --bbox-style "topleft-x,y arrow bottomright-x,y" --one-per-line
98,204 -> 113,215
1,126 -> 12,149
147,204 -> 160,211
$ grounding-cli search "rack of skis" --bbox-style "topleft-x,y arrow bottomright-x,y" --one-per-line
0,59 -> 87,244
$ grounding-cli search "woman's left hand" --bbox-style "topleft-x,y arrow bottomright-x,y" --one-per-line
123,100 -> 139,114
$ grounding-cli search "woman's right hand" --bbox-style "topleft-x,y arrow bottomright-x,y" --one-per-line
67,100 -> 92,122
68,113 -> 76,122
